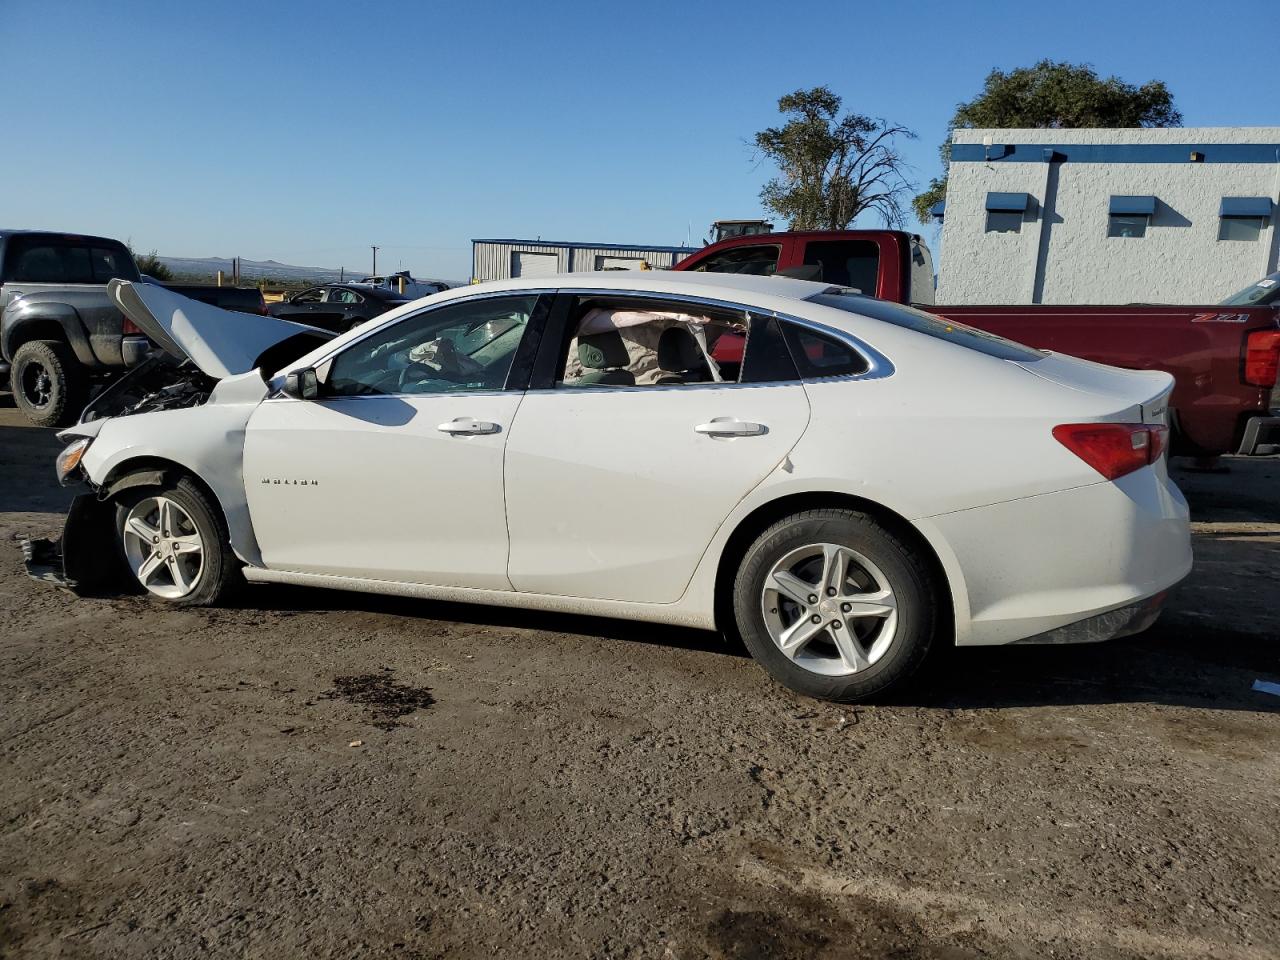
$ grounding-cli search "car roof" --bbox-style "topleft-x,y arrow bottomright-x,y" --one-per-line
464,270 -> 832,303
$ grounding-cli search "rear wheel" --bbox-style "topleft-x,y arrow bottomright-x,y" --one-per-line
114,476 -> 241,606
11,339 -> 88,427
733,509 -> 936,701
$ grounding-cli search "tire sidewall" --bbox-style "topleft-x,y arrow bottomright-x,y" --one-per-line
734,512 -> 935,701
12,340 -> 79,427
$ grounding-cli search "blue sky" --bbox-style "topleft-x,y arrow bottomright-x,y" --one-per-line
3,0 -> 1276,279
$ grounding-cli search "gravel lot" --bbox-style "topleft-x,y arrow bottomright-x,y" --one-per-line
2,399 -> 1278,959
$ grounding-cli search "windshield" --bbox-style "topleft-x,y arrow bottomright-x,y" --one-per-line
1220,273 -> 1280,307
808,292 -> 1044,362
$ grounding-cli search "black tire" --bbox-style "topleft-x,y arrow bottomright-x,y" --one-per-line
346,316 -> 370,332
11,339 -> 89,427
113,475 -> 242,607
732,508 -> 937,702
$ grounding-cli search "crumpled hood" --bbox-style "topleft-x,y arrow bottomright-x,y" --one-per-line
108,278 -> 330,380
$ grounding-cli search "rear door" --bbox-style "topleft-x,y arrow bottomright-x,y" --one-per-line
503,292 -> 810,603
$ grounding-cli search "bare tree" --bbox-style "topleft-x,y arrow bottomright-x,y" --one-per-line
755,87 -> 916,230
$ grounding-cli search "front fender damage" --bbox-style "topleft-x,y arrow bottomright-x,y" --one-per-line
21,493 -> 123,595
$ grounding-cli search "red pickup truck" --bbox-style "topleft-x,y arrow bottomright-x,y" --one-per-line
674,230 -> 1280,459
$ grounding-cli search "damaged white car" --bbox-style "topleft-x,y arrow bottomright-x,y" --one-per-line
26,272 -> 1192,701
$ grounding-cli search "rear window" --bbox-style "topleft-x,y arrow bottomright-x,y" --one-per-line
3,236 -> 139,284
808,292 -> 1043,362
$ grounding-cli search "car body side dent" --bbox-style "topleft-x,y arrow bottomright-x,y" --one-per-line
79,371 -> 268,566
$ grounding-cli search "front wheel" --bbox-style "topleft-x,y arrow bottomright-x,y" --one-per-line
114,476 -> 241,606
733,509 -> 937,702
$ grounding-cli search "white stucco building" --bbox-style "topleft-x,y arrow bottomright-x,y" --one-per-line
934,127 -> 1280,304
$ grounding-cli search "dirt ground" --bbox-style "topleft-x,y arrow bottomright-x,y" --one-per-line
1,399 -> 1278,960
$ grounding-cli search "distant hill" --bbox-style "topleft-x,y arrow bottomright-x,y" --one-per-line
157,256 -> 351,282
156,256 -> 465,287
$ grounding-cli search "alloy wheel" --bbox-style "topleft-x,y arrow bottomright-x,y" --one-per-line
21,362 -> 52,409
121,497 -> 205,599
760,542 -> 898,677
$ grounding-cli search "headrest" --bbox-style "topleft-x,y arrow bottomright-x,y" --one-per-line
578,330 -> 631,369
657,325 -> 705,372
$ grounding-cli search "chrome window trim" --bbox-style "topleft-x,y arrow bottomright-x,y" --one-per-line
552,286 -> 895,385
276,284 -> 895,402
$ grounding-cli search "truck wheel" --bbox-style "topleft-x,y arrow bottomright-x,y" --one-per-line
11,339 -> 88,427
732,508 -> 937,702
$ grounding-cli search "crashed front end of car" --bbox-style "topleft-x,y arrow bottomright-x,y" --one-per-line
22,356 -> 224,593
21,279 -> 334,594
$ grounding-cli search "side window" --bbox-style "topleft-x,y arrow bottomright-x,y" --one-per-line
293,287 -> 325,303
801,240 -> 880,293
325,294 -> 540,397
10,244 -> 66,282
688,244 -> 780,276
90,246 -> 137,281
557,296 -> 748,388
739,315 -> 800,384
9,242 -> 92,283
780,322 -> 870,378
331,289 -> 362,304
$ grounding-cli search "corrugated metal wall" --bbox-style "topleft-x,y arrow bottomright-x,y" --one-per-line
472,241 -> 695,281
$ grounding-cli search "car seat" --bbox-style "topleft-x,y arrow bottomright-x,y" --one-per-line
575,330 -> 636,386
655,326 -> 710,384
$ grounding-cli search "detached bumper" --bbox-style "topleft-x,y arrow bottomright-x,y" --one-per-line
1237,414 -> 1280,456
19,494 -> 118,595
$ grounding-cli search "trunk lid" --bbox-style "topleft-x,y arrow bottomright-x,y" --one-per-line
109,278 -> 329,380
1019,351 -> 1174,424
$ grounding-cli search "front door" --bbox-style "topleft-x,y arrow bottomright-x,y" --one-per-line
243,292 -> 548,588
504,293 -> 811,603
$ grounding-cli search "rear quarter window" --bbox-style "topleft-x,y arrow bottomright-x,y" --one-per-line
808,292 -> 1043,362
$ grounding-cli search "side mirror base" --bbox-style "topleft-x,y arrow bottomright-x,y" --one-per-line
283,367 -> 319,400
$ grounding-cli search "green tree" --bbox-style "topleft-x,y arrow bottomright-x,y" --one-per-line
755,86 -> 916,230
129,246 -> 174,281
912,61 -> 1182,223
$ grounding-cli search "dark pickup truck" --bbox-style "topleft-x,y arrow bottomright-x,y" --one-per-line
675,230 -> 1280,458
1,230 -> 266,426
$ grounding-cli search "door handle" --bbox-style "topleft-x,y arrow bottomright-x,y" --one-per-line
438,417 -> 501,435
694,417 -> 767,437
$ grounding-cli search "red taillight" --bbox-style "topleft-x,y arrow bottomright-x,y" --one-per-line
1244,329 -> 1280,388
1053,422 -> 1168,481
121,316 -> 143,336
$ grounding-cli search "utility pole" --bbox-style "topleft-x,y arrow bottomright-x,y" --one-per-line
371,246 -> 380,276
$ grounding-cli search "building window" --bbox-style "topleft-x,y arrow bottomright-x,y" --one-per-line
1219,197 -> 1272,242
1108,215 -> 1148,238
1219,217 -> 1265,242
1107,196 -> 1156,238
984,192 -> 1032,235
985,211 -> 1022,234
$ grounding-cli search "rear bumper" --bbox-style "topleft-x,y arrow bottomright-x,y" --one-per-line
922,466 -> 1192,647
1237,414 -> 1280,456
1011,588 -> 1172,644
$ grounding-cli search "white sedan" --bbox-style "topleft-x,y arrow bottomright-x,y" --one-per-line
28,272 -> 1192,701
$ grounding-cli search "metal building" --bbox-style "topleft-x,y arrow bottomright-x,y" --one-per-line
472,238 -> 697,282
935,127 -> 1280,304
